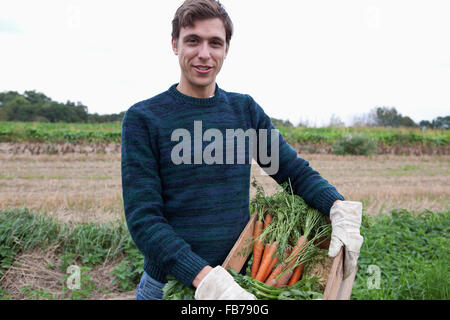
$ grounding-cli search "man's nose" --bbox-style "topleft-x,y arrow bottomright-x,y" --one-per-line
198,42 -> 211,59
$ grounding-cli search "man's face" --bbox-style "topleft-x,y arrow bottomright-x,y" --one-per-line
172,18 -> 229,93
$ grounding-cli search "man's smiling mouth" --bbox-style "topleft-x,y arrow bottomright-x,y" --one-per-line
193,65 -> 213,73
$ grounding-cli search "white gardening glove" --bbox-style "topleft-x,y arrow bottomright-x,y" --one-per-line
195,266 -> 257,300
328,201 -> 364,279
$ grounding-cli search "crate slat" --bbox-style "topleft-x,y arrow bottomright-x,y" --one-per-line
222,212 -> 257,272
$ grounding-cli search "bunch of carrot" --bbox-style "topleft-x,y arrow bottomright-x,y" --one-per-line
249,184 -> 330,289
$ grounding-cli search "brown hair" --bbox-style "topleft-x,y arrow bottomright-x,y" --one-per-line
172,0 -> 233,45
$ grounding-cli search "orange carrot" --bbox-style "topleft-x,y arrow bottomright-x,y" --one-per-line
264,263 -> 284,285
263,214 -> 273,229
262,246 -> 291,282
286,236 -> 307,269
265,278 -> 277,287
275,269 -> 293,288
251,220 -> 264,278
287,264 -> 305,286
255,241 -> 278,282
262,256 -> 278,282
252,243 -> 270,279
260,244 -> 271,267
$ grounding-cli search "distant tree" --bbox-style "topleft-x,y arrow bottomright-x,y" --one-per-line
353,106 -> 418,128
0,91 -> 22,105
419,120 -> 432,129
284,120 -> 293,127
431,116 -> 449,129
1,95 -> 34,121
419,116 -> 449,130
23,90 -> 51,105
1,90 -> 140,123
296,117 -> 310,128
88,113 -> 102,123
0,108 -> 7,121
374,106 -> 402,127
40,102 -> 67,122
398,116 -> 418,128
65,100 -> 89,122
270,117 -> 293,127
350,112 -> 377,127
328,113 -> 345,128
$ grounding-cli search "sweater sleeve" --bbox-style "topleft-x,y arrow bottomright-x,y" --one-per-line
121,106 -> 209,287
247,96 -> 345,216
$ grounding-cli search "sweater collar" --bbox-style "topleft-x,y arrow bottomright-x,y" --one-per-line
167,83 -> 220,106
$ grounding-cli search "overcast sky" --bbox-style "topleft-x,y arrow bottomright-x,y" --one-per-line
1,0 -> 449,126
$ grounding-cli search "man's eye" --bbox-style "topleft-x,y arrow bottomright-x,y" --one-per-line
187,39 -> 198,43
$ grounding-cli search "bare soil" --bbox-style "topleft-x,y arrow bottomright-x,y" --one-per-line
251,154 -> 449,216
293,143 -> 449,156
1,141 -> 448,156
0,142 -> 121,155
1,152 -> 448,224
0,246 -> 135,300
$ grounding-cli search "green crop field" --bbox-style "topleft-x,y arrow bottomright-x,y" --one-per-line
0,121 -> 448,147
277,126 -> 449,146
0,122 -> 122,143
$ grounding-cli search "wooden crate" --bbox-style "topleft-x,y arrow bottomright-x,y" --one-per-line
222,213 -> 358,300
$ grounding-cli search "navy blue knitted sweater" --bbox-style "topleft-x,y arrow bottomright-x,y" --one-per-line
121,83 -> 345,288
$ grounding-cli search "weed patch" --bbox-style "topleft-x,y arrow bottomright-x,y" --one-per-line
1,207 -> 448,300
0,208 -> 143,299
352,209 -> 449,299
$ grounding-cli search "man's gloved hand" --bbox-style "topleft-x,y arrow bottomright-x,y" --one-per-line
328,201 -> 364,279
194,266 -> 257,300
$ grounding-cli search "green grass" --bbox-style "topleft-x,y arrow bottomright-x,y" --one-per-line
0,121 -> 448,146
352,209 -> 449,300
1,207 -> 448,299
0,207 -> 143,299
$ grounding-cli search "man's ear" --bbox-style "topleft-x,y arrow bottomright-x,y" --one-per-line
172,38 -> 178,55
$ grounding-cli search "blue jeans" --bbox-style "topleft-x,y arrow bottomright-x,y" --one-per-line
136,271 -> 165,300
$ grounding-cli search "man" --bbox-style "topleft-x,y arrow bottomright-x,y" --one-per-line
121,0 -> 363,300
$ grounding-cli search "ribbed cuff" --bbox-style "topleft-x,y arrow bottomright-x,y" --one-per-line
169,249 -> 210,288
313,187 -> 345,216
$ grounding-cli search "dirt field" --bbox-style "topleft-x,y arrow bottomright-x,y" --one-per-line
251,154 -> 449,216
1,146 -> 448,300
1,151 -> 448,224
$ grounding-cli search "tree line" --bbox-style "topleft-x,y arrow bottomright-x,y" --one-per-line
350,106 -> 449,129
0,90 -> 448,129
279,106 -> 448,129
0,90 -> 124,123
